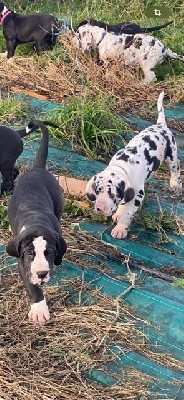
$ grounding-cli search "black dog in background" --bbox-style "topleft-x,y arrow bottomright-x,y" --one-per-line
0,2 -> 63,58
6,120 -> 67,324
76,18 -> 173,35
0,120 -> 58,195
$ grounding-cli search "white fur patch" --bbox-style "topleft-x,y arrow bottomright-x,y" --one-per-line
30,236 -> 49,285
0,51 -> 8,58
2,5 -> 8,15
28,298 -> 50,324
26,125 -> 32,134
20,226 -> 25,233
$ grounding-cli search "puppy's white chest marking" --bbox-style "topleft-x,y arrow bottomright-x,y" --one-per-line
31,236 -> 49,276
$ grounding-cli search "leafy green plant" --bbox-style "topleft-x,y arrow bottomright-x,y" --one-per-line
64,201 -> 85,217
55,96 -> 128,159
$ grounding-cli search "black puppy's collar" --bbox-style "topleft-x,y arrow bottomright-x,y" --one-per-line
0,10 -> 11,25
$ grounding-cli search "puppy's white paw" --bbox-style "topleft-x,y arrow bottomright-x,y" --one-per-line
0,51 -> 7,58
7,57 -> 14,64
170,182 -> 182,197
112,211 -> 121,223
28,298 -> 50,324
111,224 -> 128,239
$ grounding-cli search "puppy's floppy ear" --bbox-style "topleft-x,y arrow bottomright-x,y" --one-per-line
54,235 -> 67,266
6,237 -> 20,258
86,176 -> 96,201
124,187 -> 135,203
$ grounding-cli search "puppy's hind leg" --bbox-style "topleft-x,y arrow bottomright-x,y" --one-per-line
165,153 -> 182,196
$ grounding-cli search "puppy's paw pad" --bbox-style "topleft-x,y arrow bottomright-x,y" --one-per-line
111,225 -> 128,239
28,299 -> 50,324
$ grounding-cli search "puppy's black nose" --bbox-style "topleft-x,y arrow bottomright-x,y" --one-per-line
37,271 -> 48,279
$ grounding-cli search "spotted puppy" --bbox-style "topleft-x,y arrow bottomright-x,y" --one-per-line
86,92 -> 182,239
6,120 -> 67,324
73,24 -> 184,84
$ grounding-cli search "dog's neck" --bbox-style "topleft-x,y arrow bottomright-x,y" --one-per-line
109,163 -> 130,179
0,7 -> 11,25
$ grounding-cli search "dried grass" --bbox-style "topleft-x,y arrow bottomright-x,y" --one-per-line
0,271 -> 183,400
1,219 -> 184,399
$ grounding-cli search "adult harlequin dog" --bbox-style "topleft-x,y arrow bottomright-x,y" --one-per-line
6,120 -> 67,324
73,23 -> 184,84
0,120 -> 58,195
0,2 -> 64,58
86,92 -> 182,239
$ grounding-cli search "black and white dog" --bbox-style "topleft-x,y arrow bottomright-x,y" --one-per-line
0,2 -> 63,58
0,120 -> 58,195
6,120 -> 67,324
73,24 -> 184,84
76,18 -> 173,35
86,92 -> 182,239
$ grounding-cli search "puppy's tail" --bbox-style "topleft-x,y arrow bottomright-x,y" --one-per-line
165,47 -> 184,62
143,21 -> 173,32
157,91 -> 166,125
31,120 -> 49,169
18,121 -> 59,138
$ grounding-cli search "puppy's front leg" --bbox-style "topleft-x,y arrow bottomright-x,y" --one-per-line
111,190 -> 144,239
18,261 -> 50,324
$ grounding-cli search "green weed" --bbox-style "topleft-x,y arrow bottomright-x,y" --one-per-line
173,279 -> 184,289
0,96 -> 28,124
55,96 -> 128,159
0,196 -> 9,229
136,209 -> 177,234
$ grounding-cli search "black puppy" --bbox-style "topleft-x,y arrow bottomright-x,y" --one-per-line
6,120 -> 67,324
0,120 -> 58,194
0,2 -> 63,58
76,18 -> 173,35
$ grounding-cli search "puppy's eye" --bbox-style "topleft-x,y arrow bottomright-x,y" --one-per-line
23,250 -> 34,259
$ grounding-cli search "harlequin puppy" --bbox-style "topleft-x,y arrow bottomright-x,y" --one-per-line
0,2 -> 63,58
73,24 -> 184,84
0,120 -> 58,195
86,92 -> 182,239
6,120 -> 67,324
